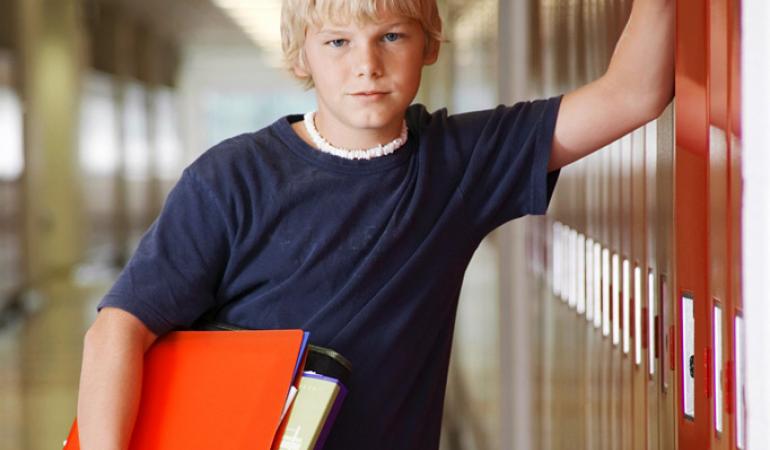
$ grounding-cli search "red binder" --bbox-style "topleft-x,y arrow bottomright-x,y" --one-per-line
64,329 -> 308,449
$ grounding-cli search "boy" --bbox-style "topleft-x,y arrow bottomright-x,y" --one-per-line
77,0 -> 673,448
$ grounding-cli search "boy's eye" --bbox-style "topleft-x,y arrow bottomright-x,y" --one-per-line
327,39 -> 347,48
383,33 -> 401,42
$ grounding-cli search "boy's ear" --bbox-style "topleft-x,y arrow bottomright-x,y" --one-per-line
293,63 -> 310,78
423,42 -> 440,66
293,47 -> 311,78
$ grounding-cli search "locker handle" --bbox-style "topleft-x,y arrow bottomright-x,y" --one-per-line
725,360 -> 734,415
705,346 -> 712,399
669,325 -> 676,370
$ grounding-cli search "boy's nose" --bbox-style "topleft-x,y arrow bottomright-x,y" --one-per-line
354,44 -> 383,78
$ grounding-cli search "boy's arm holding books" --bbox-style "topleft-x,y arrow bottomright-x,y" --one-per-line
75,169 -> 229,448
549,0 -> 675,171
77,307 -> 157,450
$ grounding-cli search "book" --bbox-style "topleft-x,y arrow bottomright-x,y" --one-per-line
185,320 -> 353,450
63,329 -> 309,450
314,376 -> 348,450
278,372 -> 348,450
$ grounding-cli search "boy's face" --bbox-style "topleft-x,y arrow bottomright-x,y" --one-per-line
296,12 -> 438,147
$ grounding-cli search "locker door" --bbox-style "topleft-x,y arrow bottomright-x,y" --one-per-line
645,111 -> 660,450
708,0 -> 730,447
726,0 -> 744,448
600,139 -> 612,450
620,132 -> 634,450
630,126 -> 647,450
587,152 -> 603,450
675,0 -> 712,448
657,103 -> 678,450
609,138 -> 622,450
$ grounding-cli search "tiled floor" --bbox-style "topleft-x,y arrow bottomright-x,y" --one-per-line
0,270 -> 111,450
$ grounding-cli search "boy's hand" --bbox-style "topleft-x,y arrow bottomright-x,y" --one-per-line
549,0 -> 675,171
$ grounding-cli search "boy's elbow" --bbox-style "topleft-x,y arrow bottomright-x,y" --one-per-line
634,86 -> 673,126
85,307 -> 159,353
603,73 -> 674,127
650,85 -> 675,119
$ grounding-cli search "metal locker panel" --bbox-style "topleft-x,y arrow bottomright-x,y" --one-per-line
708,0 -> 731,447
619,130 -> 634,450
726,0 -> 743,448
621,259 -> 634,450
575,161 -> 590,449
631,126 -> 647,450
633,264 -> 646,450
601,135 -> 613,450
734,316 -> 745,449
609,136 -> 623,450
675,0 -> 711,447
657,104 -> 678,450
645,115 -> 660,450
585,151 -> 601,450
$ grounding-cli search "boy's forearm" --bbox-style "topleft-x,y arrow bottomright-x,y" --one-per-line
605,0 -> 675,118
548,0 -> 674,170
77,322 -> 148,450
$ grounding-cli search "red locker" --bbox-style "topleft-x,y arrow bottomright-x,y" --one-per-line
676,0 -> 717,448
707,0 -> 731,447
726,0 -> 744,448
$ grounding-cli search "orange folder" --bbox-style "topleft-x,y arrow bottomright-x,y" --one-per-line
64,329 -> 308,449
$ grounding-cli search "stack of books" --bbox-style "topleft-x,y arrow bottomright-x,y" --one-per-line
63,327 -> 351,450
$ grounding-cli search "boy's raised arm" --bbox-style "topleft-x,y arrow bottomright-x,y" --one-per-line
548,0 -> 675,171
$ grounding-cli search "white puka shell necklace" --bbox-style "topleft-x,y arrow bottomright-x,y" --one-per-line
303,111 -> 408,160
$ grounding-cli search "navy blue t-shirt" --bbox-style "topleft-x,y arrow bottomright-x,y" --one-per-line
99,97 -> 562,449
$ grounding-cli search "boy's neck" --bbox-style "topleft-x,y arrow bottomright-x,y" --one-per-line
293,109 -> 406,152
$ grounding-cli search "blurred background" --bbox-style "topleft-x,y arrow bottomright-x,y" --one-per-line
1,0 -> 769,450
0,0 -> 506,448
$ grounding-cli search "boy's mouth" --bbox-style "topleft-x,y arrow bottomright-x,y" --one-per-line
350,91 -> 389,97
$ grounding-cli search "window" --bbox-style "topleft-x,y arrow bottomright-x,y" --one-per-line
79,72 -> 119,176
0,86 -> 23,180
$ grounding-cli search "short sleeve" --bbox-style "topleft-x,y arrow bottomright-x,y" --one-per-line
97,169 -> 232,336
454,96 -> 562,234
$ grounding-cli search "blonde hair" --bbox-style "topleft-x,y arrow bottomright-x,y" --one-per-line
281,0 -> 443,88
